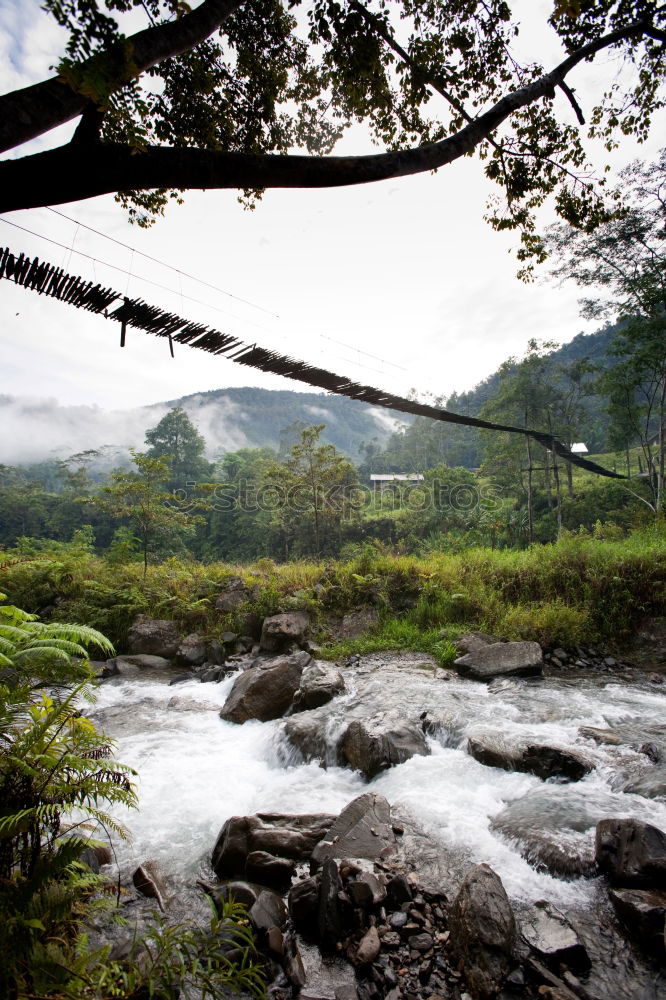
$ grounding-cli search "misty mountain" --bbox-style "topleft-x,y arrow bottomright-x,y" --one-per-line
0,386 -> 409,467
0,325 -> 620,471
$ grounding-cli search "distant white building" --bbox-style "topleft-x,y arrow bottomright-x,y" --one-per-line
570,442 -> 588,454
370,473 -> 424,489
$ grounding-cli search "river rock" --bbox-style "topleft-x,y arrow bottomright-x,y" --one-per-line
210,880 -> 258,910
595,818 -> 666,886
491,787 -> 598,879
126,616 -> 180,659
288,876 -> 320,933
249,889 -> 288,931
168,671 -> 193,685
175,632 -> 207,667
212,812 -> 335,879
215,577 -> 252,613
448,863 -> 516,1000
283,714 -> 329,763
454,641 -> 543,682
356,925 -> 381,964
620,764 -> 666,799
283,933 -> 307,988
311,793 -> 396,868
133,860 -> 168,910
260,612 -> 310,652
387,874 -> 413,905
468,733 -> 593,782
520,900 -> 589,971
245,850 -> 296,890
318,857 -> 345,952
609,887 -> 666,957
339,716 -> 429,780
219,650 -> 311,723
522,743 -> 593,782
293,661 -> 345,711
467,733 -> 524,771
352,871 -> 386,907
105,653 -> 171,676
454,632 -> 499,656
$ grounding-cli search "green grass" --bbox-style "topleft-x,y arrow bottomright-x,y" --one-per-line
319,617 -> 458,668
1,523 -> 665,652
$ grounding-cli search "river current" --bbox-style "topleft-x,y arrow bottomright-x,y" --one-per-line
90,654 -> 666,913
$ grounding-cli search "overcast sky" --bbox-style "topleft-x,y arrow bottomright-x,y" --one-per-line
0,1 -> 663,426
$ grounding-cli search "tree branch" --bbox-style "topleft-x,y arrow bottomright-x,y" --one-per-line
0,0 -> 247,155
0,15 -> 654,212
558,81 -> 585,124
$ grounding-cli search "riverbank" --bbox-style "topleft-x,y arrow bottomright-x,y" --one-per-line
2,526 -> 666,659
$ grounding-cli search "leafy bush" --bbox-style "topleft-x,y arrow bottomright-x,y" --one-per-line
496,600 -> 592,647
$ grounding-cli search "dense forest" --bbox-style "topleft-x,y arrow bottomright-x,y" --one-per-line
0,320 -> 661,565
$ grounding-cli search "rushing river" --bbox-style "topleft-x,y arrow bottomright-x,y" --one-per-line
90,655 -> 666,911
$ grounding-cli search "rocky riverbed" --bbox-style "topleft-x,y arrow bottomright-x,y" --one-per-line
87,615 -> 666,999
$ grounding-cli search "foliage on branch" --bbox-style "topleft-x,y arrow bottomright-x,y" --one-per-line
1,0 -> 665,247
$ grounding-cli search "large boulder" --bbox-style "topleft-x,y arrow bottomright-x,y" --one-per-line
212,812 -> 335,880
595,818 -> 666,887
522,743 -> 593,782
339,716 -> 429,780
292,661 -> 345,711
467,733 -> 523,771
260,612 -> 310,652
609,887 -> 666,958
454,641 -> 543,682
103,654 -> 171,677
311,793 -> 396,868
220,651 -> 311,723
175,633 -> 207,667
126,616 -> 180,659
468,733 -> 593,782
448,863 -> 516,1000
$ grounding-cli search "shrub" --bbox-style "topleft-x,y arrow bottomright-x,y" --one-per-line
496,599 -> 592,647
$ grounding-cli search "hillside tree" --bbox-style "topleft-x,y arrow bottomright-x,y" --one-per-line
548,151 -> 666,512
93,450 -> 202,573
264,424 -> 360,558
145,406 -> 211,491
1,0 -> 665,261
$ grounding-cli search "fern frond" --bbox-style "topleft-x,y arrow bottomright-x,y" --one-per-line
24,638 -> 89,657
13,645 -> 72,664
0,624 -> 32,642
0,803 -> 61,839
0,636 -> 17,656
0,602 -> 38,623
25,622 -> 114,655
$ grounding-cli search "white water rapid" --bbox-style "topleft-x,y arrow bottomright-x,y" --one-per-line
90,656 -> 666,911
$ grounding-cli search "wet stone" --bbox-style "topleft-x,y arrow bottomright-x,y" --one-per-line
381,932 -> 401,948
408,932 -> 433,952
387,874 -> 413,905
356,926 -> 381,965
